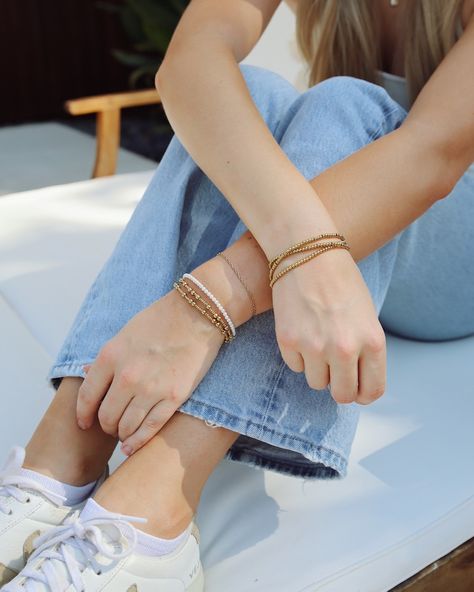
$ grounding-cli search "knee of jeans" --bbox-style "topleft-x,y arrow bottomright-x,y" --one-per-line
238,64 -> 299,133
301,75 -> 406,139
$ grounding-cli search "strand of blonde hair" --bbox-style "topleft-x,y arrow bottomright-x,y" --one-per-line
295,0 -> 463,102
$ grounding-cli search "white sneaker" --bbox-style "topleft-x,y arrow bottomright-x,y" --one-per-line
3,511 -> 204,591
0,447 -> 107,585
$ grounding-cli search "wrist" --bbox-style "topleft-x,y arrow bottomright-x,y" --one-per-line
190,258 -> 252,328
254,193 -> 340,261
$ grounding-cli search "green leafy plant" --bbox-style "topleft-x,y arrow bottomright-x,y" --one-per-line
99,0 -> 189,87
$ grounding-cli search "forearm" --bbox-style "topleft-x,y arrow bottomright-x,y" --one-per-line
156,41 -> 338,259
307,124 -> 453,261
190,125 -> 456,322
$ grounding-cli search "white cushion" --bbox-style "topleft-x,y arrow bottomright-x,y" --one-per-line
1,174 -> 473,591
1,4 -> 472,589
0,123 -> 156,196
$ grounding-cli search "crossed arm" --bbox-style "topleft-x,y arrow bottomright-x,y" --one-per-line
75,0 -> 474,453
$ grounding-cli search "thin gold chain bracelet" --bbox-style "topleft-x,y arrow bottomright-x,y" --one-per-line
217,252 -> 257,318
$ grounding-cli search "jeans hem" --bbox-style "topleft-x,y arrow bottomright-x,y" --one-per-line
178,399 -> 348,480
47,363 -> 348,480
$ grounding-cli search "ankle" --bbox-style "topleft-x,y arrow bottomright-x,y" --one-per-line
93,486 -> 195,538
23,449 -> 105,487
139,509 -> 195,539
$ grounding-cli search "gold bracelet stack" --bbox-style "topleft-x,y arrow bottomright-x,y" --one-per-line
269,233 -> 351,288
173,277 -> 234,342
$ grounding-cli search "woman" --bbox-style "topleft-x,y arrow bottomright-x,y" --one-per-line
1,0 -> 473,589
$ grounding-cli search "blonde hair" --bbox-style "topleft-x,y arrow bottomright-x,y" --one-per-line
295,0 -> 463,100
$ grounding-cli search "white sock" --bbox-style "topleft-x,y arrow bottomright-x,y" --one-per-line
18,467 -> 97,506
80,498 -> 192,557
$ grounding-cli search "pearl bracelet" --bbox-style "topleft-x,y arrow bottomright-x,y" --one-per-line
182,273 -> 236,337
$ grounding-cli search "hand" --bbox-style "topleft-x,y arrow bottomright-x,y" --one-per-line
76,289 -> 225,455
272,248 -> 387,405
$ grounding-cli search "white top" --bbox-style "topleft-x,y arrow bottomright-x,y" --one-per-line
378,70 -> 411,111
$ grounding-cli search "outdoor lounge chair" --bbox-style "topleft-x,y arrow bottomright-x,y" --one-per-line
0,4 -> 472,590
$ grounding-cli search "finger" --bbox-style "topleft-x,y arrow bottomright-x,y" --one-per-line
301,350 -> 330,391
328,346 -> 359,404
355,345 -> 386,405
82,364 -> 91,374
121,402 -> 175,456
117,397 -> 154,442
76,347 -> 115,429
279,346 -> 305,373
97,373 -> 140,437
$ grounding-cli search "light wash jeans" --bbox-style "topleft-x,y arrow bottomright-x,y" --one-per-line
47,65 -> 474,479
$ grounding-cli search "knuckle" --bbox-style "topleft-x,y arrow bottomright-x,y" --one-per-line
97,342 -> 117,365
118,424 -> 132,441
98,409 -> 114,430
143,417 -> 161,431
166,386 -> 182,404
307,339 -> 325,357
334,340 -> 357,360
365,332 -> 386,354
118,367 -> 140,388
277,329 -> 299,350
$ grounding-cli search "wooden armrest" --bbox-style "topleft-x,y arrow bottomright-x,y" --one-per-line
64,89 -> 162,178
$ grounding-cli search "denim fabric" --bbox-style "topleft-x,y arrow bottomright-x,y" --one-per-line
47,65 -> 474,479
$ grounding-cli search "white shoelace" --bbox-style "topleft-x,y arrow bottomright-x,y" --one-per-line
0,447 -> 65,514
3,513 -> 147,592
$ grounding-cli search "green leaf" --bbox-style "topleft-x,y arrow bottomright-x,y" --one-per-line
141,19 -> 173,53
129,64 -> 160,88
119,6 -> 145,44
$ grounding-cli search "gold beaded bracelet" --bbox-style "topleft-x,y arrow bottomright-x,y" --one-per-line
173,280 -> 234,342
269,233 -> 350,288
177,278 -> 234,341
269,233 -> 346,274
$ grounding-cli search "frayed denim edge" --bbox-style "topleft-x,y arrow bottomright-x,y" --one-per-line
47,364 -> 348,481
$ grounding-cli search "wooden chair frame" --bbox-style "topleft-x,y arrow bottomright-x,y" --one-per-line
64,87 -> 473,591
65,88 -> 161,178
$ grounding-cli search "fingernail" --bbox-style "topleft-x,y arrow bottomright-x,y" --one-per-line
122,444 -> 132,456
78,420 -> 86,430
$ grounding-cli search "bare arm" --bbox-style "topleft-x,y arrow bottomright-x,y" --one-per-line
156,0 -> 474,262
75,2 -> 474,442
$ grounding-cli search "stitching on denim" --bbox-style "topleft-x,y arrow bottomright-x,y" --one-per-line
226,448 -> 341,479
257,358 -> 288,441
50,362 -> 347,467
179,398 -> 347,465
368,106 -> 404,143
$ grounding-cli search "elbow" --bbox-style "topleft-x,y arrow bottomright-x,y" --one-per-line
155,60 -> 170,96
432,142 -> 474,201
400,120 -> 473,203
